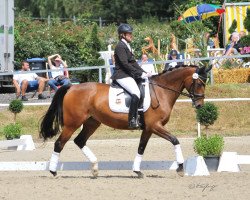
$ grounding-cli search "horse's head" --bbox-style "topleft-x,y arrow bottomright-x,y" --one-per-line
184,65 -> 212,109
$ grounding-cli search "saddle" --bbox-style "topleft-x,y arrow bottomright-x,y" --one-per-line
108,79 -> 151,128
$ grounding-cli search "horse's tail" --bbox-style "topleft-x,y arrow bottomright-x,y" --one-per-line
39,84 -> 71,140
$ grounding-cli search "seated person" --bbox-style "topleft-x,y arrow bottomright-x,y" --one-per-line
224,32 -> 241,56
47,54 -> 71,91
140,54 -> 157,75
204,32 -> 215,49
13,61 -> 47,101
239,30 -> 246,39
164,50 -> 184,71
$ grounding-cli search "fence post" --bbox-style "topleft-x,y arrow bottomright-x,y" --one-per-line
210,70 -> 214,85
99,17 -> 102,28
48,15 -> 51,26
197,122 -> 201,137
99,67 -> 102,83
73,16 -> 76,25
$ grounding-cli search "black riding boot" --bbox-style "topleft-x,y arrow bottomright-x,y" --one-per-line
128,94 -> 140,129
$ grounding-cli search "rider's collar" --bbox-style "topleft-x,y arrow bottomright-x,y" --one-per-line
121,39 -> 132,52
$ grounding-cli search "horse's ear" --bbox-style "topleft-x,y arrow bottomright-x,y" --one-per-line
205,65 -> 213,73
197,66 -> 206,74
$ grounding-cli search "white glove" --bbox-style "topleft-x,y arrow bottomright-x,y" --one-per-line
169,62 -> 177,68
141,72 -> 152,78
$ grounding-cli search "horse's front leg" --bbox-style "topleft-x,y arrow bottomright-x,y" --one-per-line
133,130 -> 152,178
154,125 -> 184,177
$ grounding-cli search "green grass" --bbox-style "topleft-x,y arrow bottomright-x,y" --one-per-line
0,83 -> 249,140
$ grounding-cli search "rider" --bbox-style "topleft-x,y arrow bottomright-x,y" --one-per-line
111,24 -> 152,128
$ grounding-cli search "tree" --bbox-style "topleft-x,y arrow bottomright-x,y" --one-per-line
244,8 -> 250,32
15,0 -> 175,22
229,19 -> 237,34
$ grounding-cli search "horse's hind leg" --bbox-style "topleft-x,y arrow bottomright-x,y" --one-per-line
133,130 -> 152,178
74,117 -> 101,177
49,126 -> 76,176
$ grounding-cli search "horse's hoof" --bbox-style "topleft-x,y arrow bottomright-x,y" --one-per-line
134,171 -> 144,179
176,163 -> 184,177
91,162 -> 98,178
50,170 -> 57,177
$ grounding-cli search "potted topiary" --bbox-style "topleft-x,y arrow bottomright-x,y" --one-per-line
194,134 -> 224,171
3,99 -> 23,140
8,99 -> 24,123
194,102 -> 224,171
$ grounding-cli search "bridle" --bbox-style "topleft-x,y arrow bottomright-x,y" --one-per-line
188,73 -> 207,103
149,69 -> 207,107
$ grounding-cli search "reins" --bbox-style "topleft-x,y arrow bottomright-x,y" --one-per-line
149,81 -> 192,98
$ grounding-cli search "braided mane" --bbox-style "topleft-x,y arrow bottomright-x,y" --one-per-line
158,64 -> 198,76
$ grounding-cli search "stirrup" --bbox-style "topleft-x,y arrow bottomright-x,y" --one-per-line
128,118 -> 140,129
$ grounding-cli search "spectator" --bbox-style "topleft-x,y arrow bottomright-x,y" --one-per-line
140,54 -> 157,75
205,32 -> 215,49
47,54 -> 71,92
224,32 -> 241,56
13,61 -> 47,101
164,50 -> 184,71
239,30 -> 246,38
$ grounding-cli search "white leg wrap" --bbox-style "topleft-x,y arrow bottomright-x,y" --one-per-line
132,153 -> 143,171
82,146 -> 97,163
49,151 -> 60,172
174,144 -> 184,164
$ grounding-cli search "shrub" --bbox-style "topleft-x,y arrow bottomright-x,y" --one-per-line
14,18 -> 103,82
228,19 -> 237,34
243,8 -> 250,32
9,99 -> 23,114
3,123 -> 22,140
239,35 -> 250,62
194,134 -> 224,157
8,99 -> 24,122
196,102 -> 219,128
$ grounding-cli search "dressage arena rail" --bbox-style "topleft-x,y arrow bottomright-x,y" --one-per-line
0,135 -> 35,151
0,161 -> 178,171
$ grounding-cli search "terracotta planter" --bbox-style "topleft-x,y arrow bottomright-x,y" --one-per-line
204,156 -> 220,172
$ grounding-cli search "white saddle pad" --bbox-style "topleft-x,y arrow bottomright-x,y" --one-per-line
109,81 -> 151,113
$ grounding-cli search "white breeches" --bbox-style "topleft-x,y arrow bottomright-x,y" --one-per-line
116,77 -> 140,98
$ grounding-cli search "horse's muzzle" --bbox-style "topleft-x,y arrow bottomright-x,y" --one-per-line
195,104 -> 203,109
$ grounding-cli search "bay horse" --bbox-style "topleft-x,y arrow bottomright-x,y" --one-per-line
40,65 -> 212,178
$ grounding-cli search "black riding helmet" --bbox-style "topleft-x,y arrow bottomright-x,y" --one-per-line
117,24 -> 133,34
170,49 -> 178,56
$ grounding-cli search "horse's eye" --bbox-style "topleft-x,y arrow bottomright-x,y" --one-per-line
196,82 -> 204,87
